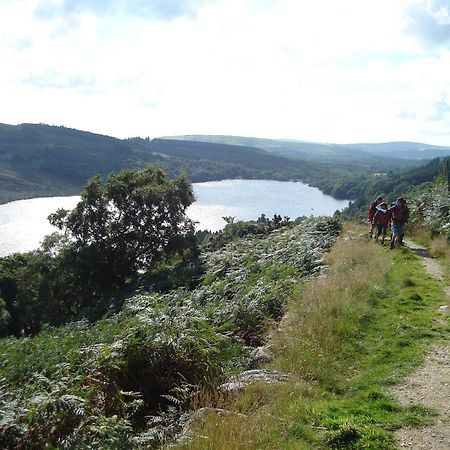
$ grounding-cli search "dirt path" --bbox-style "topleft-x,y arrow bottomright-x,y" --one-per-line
391,240 -> 450,449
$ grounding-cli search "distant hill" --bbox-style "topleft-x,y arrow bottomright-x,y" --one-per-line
0,123 -> 160,204
162,135 -> 450,161
0,123 -> 345,204
0,123 -> 440,205
160,134 -> 373,160
344,142 -> 450,160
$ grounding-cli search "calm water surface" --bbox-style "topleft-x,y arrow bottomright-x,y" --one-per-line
0,180 -> 348,257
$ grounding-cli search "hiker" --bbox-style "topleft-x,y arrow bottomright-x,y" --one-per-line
388,197 -> 409,249
372,202 -> 391,244
368,195 -> 383,238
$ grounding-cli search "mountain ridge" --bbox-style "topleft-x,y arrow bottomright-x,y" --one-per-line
161,134 -> 450,160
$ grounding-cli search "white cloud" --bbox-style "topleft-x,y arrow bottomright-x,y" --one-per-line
405,0 -> 450,45
1,0 -> 450,144
33,0 -> 216,22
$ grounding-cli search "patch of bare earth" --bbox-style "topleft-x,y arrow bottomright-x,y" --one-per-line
391,240 -> 450,449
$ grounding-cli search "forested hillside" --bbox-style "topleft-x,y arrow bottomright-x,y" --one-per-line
343,157 -> 450,216
0,123 -> 424,205
0,123 -> 330,203
0,123 -> 158,203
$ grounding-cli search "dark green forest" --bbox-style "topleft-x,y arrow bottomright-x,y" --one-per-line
0,122 -> 428,205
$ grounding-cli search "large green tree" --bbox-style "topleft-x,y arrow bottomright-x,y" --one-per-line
49,165 -> 196,294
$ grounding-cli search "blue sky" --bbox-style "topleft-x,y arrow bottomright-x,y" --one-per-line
1,0 -> 450,145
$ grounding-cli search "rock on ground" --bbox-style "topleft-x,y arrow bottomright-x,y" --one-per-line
220,369 -> 292,392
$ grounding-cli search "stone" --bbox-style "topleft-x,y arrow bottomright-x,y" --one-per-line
220,369 -> 292,392
248,346 -> 271,367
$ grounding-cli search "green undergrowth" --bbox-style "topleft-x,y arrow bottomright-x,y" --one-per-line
0,218 -> 340,449
179,226 -> 448,450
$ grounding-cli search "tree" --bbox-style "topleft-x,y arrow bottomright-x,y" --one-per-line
0,298 -> 11,337
0,252 -> 50,335
48,165 -> 196,308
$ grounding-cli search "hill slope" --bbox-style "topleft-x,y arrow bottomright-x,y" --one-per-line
163,134 -> 450,160
0,123 -> 439,206
0,123 -> 158,203
1,219 -> 447,448
0,124 -> 321,204
0,217 -> 340,447
347,141 -> 450,160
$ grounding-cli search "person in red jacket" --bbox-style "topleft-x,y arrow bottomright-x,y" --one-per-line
388,197 -> 409,249
368,195 -> 383,238
372,202 -> 391,244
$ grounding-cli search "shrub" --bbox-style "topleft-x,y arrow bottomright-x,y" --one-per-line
410,180 -> 450,239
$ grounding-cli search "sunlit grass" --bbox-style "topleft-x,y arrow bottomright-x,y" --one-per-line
270,237 -> 386,391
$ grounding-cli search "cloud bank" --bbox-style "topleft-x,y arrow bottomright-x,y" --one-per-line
406,0 -> 450,45
34,0 -> 214,21
0,0 -> 450,145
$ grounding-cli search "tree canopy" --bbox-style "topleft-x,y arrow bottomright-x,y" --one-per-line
50,165 -> 195,275
0,166 -> 197,336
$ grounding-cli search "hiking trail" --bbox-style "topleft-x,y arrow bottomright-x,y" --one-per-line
391,240 -> 450,449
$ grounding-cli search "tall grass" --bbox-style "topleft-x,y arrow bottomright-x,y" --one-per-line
271,238 -> 387,390
429,236 -> 450,258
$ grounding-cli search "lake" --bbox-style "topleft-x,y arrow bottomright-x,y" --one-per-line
0,179 -> 348,257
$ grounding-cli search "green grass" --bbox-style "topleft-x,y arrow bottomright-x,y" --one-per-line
279,245 -> 446,448
178,228 -> 448,449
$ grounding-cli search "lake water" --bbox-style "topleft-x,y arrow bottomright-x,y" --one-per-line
0,179 -> 348,257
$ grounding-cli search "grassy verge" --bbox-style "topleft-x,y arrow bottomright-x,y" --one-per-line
178,225 -> 448,449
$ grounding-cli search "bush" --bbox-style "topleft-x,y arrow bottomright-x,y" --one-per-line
410,179 -> 450,239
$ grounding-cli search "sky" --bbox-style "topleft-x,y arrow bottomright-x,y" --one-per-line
1,0 -> 450,145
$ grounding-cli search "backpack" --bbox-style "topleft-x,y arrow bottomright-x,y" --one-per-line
392,205 -> 409,223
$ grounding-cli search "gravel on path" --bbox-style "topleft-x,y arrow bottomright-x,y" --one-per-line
391,240 -> 449,449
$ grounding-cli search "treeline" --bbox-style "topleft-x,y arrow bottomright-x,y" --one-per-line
340,157 -> 449,217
